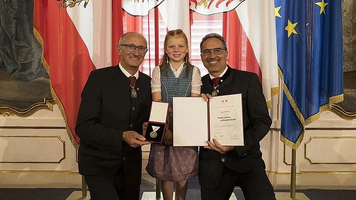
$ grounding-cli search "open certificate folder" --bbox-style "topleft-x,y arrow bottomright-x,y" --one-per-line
173,94 -> 244,146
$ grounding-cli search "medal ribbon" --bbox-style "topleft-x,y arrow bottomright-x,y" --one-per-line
129,76 -> 137,98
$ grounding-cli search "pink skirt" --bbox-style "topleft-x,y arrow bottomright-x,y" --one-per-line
146,143 -> 198,182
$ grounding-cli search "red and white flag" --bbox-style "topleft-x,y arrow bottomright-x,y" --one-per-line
34,0 -> 123,145
33,0 -> 278,145
190,0 -> 279,107
234,0 -> 279,107
122,0 -> 279,107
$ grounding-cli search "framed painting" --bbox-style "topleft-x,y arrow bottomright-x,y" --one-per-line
0,0 -> 53,117
331,1 -> 356,120
331,72 -> 356,120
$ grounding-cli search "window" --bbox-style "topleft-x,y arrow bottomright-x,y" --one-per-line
138,13 -> 224,77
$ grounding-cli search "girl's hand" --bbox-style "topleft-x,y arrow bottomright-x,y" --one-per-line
163,129 -> 173,146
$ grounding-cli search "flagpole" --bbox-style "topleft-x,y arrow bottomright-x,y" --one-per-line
82,176 -> 87,198
156,179 -> 161,199
154,5 -> 161,200
290,149 -> 296,199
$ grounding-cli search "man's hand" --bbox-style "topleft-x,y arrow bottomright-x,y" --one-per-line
123,131 -> 150,148
142,122 -> 148,136
163,129 -> 173,146
201,93 -> 213,102
204,139 -> 234,154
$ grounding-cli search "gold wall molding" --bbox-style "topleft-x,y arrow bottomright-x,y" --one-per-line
266,170 -> 356,175
271,127 -> 356,131
0,170 -> 78,174
0,127 -> 65,129
0,99 -> 55,117
330,104 -> 356,120
304,136 -> 356,164
283,135 -> 356,165
1,170 -> 354,175
0,135 -> 65,163
283,144 -> 292,166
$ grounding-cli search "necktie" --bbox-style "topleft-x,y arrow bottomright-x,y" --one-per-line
129,76 -> 136,87
212,77 -> 220,87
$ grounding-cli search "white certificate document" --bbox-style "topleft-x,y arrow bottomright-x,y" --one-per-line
173,97 -> 208,146
173,94 -> 244,146
209,94 -> 244,146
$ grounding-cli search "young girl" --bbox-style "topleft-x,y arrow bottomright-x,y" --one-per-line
146,29 -> 201,200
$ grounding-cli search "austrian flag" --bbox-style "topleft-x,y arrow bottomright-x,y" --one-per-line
33,0 -> 278,146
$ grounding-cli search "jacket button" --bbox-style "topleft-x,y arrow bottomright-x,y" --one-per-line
132,107 -> 135,111
221,158 -> 225,162
123,157 -> 126,161
130,124 -> 133,128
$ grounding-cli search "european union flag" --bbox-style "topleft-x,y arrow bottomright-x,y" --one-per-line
275,0 -> 344,149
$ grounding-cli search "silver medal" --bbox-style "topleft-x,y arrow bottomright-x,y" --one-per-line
131,88 -> 137,98
150,131 -> 158,138
150,126 -> 160,138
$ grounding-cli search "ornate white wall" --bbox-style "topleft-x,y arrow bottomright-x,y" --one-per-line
0,103 -> 355,189
0,105 -> 80,188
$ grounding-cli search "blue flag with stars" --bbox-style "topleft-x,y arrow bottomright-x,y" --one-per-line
275,0 -> 344,149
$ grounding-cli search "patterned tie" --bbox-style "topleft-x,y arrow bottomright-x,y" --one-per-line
212,77 -> 220,87
129,76 -> 136,87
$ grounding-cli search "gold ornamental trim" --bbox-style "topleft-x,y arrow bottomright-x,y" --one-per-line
266,170 -> 356,175
278,67 -> 344,150
0,135 -> 66,163
304,136 -> 356,164
0,170 -> 79,174
330,104 -> 356,120
34,27 -> 79,149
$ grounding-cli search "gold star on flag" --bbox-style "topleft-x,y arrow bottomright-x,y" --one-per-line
285,20 -> 298,37
275,6 -> 281,18
315,0 -> 328,15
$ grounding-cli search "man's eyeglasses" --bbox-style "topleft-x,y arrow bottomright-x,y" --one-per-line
201,48 -> 226,56
120,44 -> 148,54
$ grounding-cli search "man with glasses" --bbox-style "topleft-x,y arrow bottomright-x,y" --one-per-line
76,32 -> 151,200
199,33 -> 276,200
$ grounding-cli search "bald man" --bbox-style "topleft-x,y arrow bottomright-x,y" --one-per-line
76,32 -> 152,200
